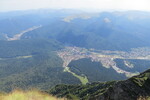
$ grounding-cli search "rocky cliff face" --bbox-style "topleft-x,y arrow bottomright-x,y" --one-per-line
93,69 -> 150,100
49,69 -> 150,100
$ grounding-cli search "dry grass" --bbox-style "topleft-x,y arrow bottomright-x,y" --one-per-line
0,90 -> 64,100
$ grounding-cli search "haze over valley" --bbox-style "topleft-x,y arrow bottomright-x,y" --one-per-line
0,1 -> 150,99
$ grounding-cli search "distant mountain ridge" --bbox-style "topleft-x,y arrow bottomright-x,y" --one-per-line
1,10 -> 150,50
19,11 -> 150,51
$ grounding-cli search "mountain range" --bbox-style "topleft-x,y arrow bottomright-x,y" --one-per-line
0,9 -> 150,96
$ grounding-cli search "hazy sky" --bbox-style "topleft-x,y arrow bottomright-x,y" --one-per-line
1,0 -> 150,12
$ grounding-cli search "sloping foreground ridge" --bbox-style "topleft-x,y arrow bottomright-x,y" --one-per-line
49,69 -> 150,100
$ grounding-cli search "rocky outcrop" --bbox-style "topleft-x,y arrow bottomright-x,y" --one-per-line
49,69 -> 150,100
92,69 -> 150,100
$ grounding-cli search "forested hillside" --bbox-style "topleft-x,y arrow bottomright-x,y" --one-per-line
0,39 -> 81,92
68,58 -> 126,82
49,69 -> 150,100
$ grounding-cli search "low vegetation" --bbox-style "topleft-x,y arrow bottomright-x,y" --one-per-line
0,90 -> 64,100
49,69 -> 150,100
64,67 -> 89,85
49,81 -> 116,100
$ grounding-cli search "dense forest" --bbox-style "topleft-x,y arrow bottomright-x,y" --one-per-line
68,58 -> 126,82
0,39 -> 81,92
